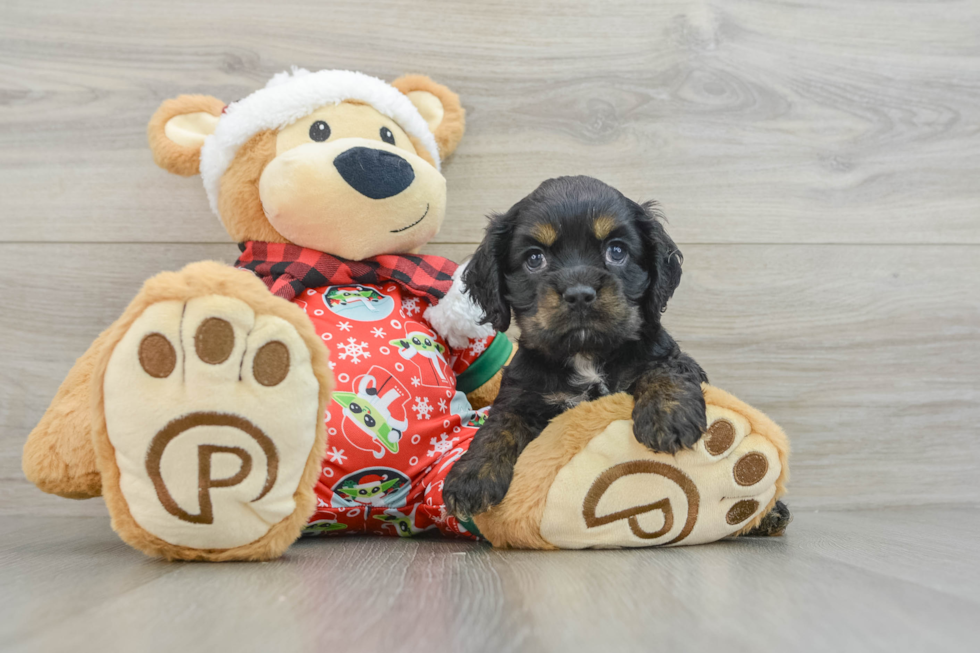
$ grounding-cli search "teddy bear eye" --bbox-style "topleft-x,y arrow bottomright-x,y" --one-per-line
309,120 -> 331,142
380,126 -> 395,144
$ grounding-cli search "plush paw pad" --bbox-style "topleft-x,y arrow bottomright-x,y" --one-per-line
538,404 -> 781,548
103,295 -> 320,550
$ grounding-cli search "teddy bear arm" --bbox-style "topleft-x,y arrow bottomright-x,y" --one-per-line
463,342 -> 517,409
465,369 -> 503,409
22,330 -> 114,499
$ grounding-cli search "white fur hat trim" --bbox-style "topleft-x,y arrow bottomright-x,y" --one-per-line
199,68 -> 442,216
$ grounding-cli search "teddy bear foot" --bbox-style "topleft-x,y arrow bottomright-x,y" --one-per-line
473,385 -> 789,549
92,263 -> 331,561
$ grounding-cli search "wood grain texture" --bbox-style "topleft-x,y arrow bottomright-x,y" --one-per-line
2,509 -> 979,652
1,243 -> 977,515
2,0 -> 980,244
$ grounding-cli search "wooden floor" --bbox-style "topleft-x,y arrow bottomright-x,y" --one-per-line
1,507 -> 978,652
2,0 -> 979,650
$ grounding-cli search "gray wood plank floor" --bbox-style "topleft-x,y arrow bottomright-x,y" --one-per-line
2,507 -> 978,653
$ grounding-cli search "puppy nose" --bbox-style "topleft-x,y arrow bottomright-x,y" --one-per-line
333,147 -> 415,199
562,284 -> 597,307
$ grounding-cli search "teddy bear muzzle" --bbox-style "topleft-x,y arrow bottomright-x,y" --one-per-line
258,137 -> 447,259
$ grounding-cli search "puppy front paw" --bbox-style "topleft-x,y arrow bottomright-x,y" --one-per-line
632,384 -> 706,454
443,458 -> 512,519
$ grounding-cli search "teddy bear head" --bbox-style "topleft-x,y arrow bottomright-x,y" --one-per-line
147,69 -> 465,260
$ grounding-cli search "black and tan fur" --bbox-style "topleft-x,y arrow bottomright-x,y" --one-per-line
443,176 -> 711,518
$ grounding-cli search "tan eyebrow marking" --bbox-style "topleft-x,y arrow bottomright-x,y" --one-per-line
593,215 -> 617,240
530,223 -> 558,246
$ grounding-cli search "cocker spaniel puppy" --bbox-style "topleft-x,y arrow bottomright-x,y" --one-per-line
443,176 -> 710,518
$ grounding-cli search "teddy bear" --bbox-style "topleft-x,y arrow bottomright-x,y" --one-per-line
21,68 -> 789,561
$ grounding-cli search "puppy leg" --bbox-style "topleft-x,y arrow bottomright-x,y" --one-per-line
742,500 -> 793,537
443,411 -> 537,519
632,353 -> 707,453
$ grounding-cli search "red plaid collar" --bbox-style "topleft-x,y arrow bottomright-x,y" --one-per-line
235,241 -> 458,303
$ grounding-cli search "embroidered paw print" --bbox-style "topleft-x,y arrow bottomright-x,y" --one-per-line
539,404 -> 782,548
103,295 -> 321,550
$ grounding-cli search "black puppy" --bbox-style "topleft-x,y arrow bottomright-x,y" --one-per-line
443,176 -> 710,519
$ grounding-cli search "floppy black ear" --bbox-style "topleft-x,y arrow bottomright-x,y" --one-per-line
635,201 -> 683,323
463,207 -> 517,332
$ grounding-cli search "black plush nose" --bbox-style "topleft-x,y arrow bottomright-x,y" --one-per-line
333,147 -> 415,200
563,284 -> 597,307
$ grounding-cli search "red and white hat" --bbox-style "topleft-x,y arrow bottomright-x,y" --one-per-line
199,67 -> 443,215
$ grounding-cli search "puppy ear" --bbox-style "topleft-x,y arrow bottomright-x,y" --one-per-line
463,208 -> 517,332
391,75 -> 465,159
636,201 -> 683,321
147,95 -> 225,176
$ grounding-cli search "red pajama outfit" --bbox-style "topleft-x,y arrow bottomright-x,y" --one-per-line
236,242 -> 511,538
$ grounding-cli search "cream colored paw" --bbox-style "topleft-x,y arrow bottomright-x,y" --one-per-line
539,404 -> 781,548
103,295 -> 321,550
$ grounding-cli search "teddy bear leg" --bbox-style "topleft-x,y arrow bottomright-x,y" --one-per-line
472,384 -> 789,549
85,261 -> 331,561
22,331 -> 116,499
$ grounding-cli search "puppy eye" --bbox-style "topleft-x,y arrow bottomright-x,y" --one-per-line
605,242 -> 628,265
309,120 -> 331,142
380,126 -> 395,144
525,249 -> 547,272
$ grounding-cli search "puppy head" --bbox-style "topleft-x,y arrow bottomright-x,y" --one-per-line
465,176 -> 682,357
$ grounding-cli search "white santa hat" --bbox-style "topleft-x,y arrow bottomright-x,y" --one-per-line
199,67 -> 443,216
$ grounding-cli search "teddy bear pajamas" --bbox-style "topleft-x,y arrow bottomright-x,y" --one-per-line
236,241 -> 512,538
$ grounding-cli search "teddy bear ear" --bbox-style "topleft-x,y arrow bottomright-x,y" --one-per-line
147,95 -> 225,176
391,75 -> 466,160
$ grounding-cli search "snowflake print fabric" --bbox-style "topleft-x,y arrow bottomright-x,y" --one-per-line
336,337 -> 371,364
237,246 -> 508,540
288,279 -> 492,538
412,396 -> 433,420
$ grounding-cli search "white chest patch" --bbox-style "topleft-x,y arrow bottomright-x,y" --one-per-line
568,354 -> 609,395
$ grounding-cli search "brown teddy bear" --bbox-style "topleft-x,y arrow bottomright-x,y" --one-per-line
22,68 -> 789,560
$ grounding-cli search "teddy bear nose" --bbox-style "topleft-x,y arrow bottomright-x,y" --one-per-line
333,147 -> 416,200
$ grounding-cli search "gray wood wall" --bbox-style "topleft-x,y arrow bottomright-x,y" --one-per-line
2,0 -> 978,516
